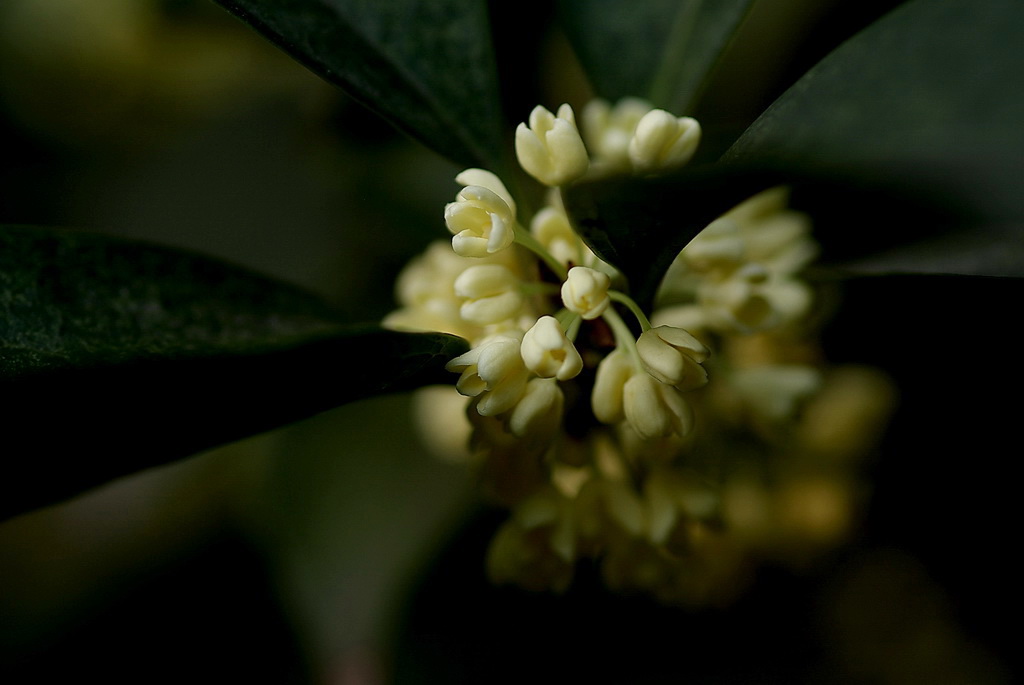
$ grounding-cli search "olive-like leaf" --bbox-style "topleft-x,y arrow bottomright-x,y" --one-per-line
724,0 -> 1024,276
558,0 -> 755,113
215,0 -> 505,170
0,226 -> 467,519
831,224 -> 1024,278
562,165 -> 772,310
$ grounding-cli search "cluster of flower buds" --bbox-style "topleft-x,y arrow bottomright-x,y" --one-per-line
655,187 -> 819,334
386,98 -> 893,603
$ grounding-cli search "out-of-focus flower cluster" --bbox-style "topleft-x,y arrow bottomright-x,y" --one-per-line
386,98 -> 894,605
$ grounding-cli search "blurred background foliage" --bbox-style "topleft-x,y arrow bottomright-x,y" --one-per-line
0,0 -> 1019,683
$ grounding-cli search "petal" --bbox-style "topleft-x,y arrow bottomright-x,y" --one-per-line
486,214 -> 514,253
654,325 -> 709,361
460,291 -> 523,325
624,374 -> 672,439
451,232 -> 490,258
636,330 -> 684,386
545,118 -> 589,185
592,349 -> 633,424
528,104 -> 556,134
515,123 -> 552,184
455,168 -> 516,216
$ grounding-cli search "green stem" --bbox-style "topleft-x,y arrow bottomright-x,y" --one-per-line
564,314 -> 582,342
555,187 -> 587,267
513,223 -> 568,280
602,307 -> 642,368
608,290 -> 653,332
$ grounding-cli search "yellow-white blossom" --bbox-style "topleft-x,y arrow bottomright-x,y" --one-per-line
679,218 -> 746,272
636,325 -> 709,390
487,486 -> 576,592
387,96 -> 888,605
696,264 -> 812,332
515,104 -> 589,186
382,240 -> 481,339
628,109 -> 701,174
521,315 -> 583,381
531,206 -> 582,266
445,185 -> 515,257
561,266 -> 611,319
454,168 -> 516,216
508,377 -> 564,441
659,187 -> 818,334
730,365 -> 822,421
591,348 -> 635,425
720,187 -> 816,272
582,97 -> 654,170
445,334 -> 529,416
453,263 -> 523,325
623,373 -> 694,439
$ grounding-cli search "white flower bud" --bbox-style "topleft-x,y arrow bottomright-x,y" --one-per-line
582,97 -> 654,169
591,348 -> 634,424
636,325 -> 709,391
515,104 -> 589,186
509,377 -> 564,441
383,241 -> 479,338
628,109 -> 701,174
681,218 -> 745,271
521,315 -> 583,381
731,365 -> 822,421
445,185 -> 515,257
445,335 -> 529,416
531,206 -> 581,266
454,168 -> 516,216
561,266 -> 611,319
623,373 -> 695,439
453,264 -> 523,325
487,488 -> 575,590
698,263 -> 796,332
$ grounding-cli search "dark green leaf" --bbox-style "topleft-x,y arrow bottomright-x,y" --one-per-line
562,166 -> 772,310
830,225 -> 1024,278
785,176 -> 1024,278
724,0 -> 1024,276
0,226 -> 467,519
558,0 -> 755,113
215,0 -> 505,170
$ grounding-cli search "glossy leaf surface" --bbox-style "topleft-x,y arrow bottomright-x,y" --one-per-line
558,0 -> 755,113
215,0 -> 505,169
562,166 -> 772,309
724,0 -> 1024,276
0,226 -> 467,519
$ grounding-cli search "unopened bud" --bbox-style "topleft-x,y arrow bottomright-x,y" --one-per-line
582,97 -> 654,169
454,264 -> 523,325
516,104 -> 589,186
445,185 -> 515,257
561,266 -> 611,319
531,206 -> 580,266
636,325 -> 709,391
509,377 -> 564,441
628,110 -> 701,174
521,315 -> 583,381
454,168 -> 516,216
591,348 -> 634,424
446,335 -> 529,416
623,373 -> 694,439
